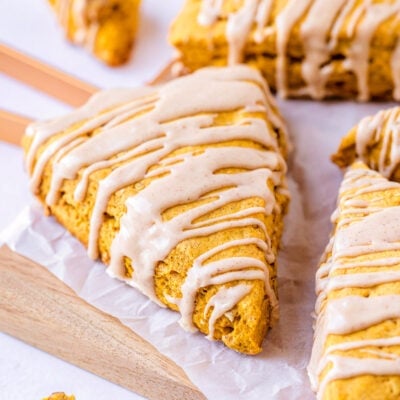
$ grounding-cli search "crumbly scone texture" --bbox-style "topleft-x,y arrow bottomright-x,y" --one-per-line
23,68 -> 289,355
49,0 -> 140,66
42,393 -> 75,400
170,0 -> 400,100
310,161 -> 400,400
333,106 -> 400,182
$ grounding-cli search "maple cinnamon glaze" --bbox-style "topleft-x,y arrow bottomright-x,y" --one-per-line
24,66 -> 290,354
309,162 -> 400,399
171,0 -> 400,101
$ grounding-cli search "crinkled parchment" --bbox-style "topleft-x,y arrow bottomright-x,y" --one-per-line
0,100 -> 392,400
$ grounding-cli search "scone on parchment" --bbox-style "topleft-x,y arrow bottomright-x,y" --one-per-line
23,65 -> 290,354
170,0 -> 400,101
309,161 -> 400,400
49,0 -> 140,65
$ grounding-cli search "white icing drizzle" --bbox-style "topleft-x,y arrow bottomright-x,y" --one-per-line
354,107 -> 400,179
83,23 -> 100,52
323,295 -> 400,335
198,0 -> 274,63
334,206 -> 400,256
345,1 -> 365,38
204,283 -> 251,339
198,0 -> 224,26
317,271 -> 400,301
176,238 -> 276,332
318,355 -> 400,400
71,0 -> 88,43
54,0 -> 100,50
26,66 -> 288,340
343,1 -> 400,101
196,0 -> 400,100
107,146 -> 281,305
226,0 -> 259,64
275,0 -> 313,98
204,284 -> 252,339
254,0 -> 273,43
300,0 -> 347,99
329,0 -> 357,51
309,164 -> 400,397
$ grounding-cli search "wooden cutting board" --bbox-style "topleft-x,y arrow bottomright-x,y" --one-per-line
0,51 -> 202,399
0,244 -> 205,400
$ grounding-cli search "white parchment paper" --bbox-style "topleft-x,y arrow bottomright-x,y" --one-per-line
0,99 -> 394,400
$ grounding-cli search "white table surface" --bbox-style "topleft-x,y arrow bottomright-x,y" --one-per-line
0,1 -> 184,398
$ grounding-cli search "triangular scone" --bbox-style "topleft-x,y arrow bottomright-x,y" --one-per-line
309,161 -> 400,399
23,65 -> 290,354
332,106 -> 400,181
48,0 -> 140,66
170,0 -> 400,101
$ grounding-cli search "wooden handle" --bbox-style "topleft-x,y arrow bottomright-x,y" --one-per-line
0,110 -> 31,146
0,245 -> 205,400
0,44 -> 97,107
0,57 -> 183,147
148,60 -> 184,86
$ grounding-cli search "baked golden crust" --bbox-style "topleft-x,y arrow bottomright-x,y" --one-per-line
49,0 -> 140,66
170,0 -> 400,101
23,66 -> 289,354
309,161 -> 400,399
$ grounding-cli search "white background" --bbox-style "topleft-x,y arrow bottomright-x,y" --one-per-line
0,0 -> 183,399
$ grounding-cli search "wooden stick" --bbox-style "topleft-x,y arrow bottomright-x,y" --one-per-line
0,47 -> 201,398
0,245 -> 205,400
0,59 -> 184,147
0,110 -> 31,146
0,44 -> 97,107
148,59 -> 183,86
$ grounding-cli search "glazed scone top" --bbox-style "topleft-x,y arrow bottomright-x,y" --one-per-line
309,163 -> 400,399
191,0 -> 400,101
26,65 -> 288,338
333,106 -> 400,181
352,107 -> 400,178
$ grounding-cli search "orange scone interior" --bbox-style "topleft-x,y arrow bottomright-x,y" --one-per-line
309,162 -> 400,399
170,0 -> 400,101
49,0 -> 141,65
23,66 -> 290,354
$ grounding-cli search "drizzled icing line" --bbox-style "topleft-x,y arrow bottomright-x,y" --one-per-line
309,164 -> 400,398
352,107 -> 400,179
197,0 -> 400,101
26,65 -> 288,341
55,0 -> 98,50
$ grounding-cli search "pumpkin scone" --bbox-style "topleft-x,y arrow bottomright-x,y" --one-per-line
48,0 -> 141,65
309,161 -> 400,400
43,393 -> 75,400
23,65 -> 290,354
170,0 -> 400,101
333,106 -> 400,182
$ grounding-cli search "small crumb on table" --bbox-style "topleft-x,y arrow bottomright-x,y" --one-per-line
42,393 -> 75,400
